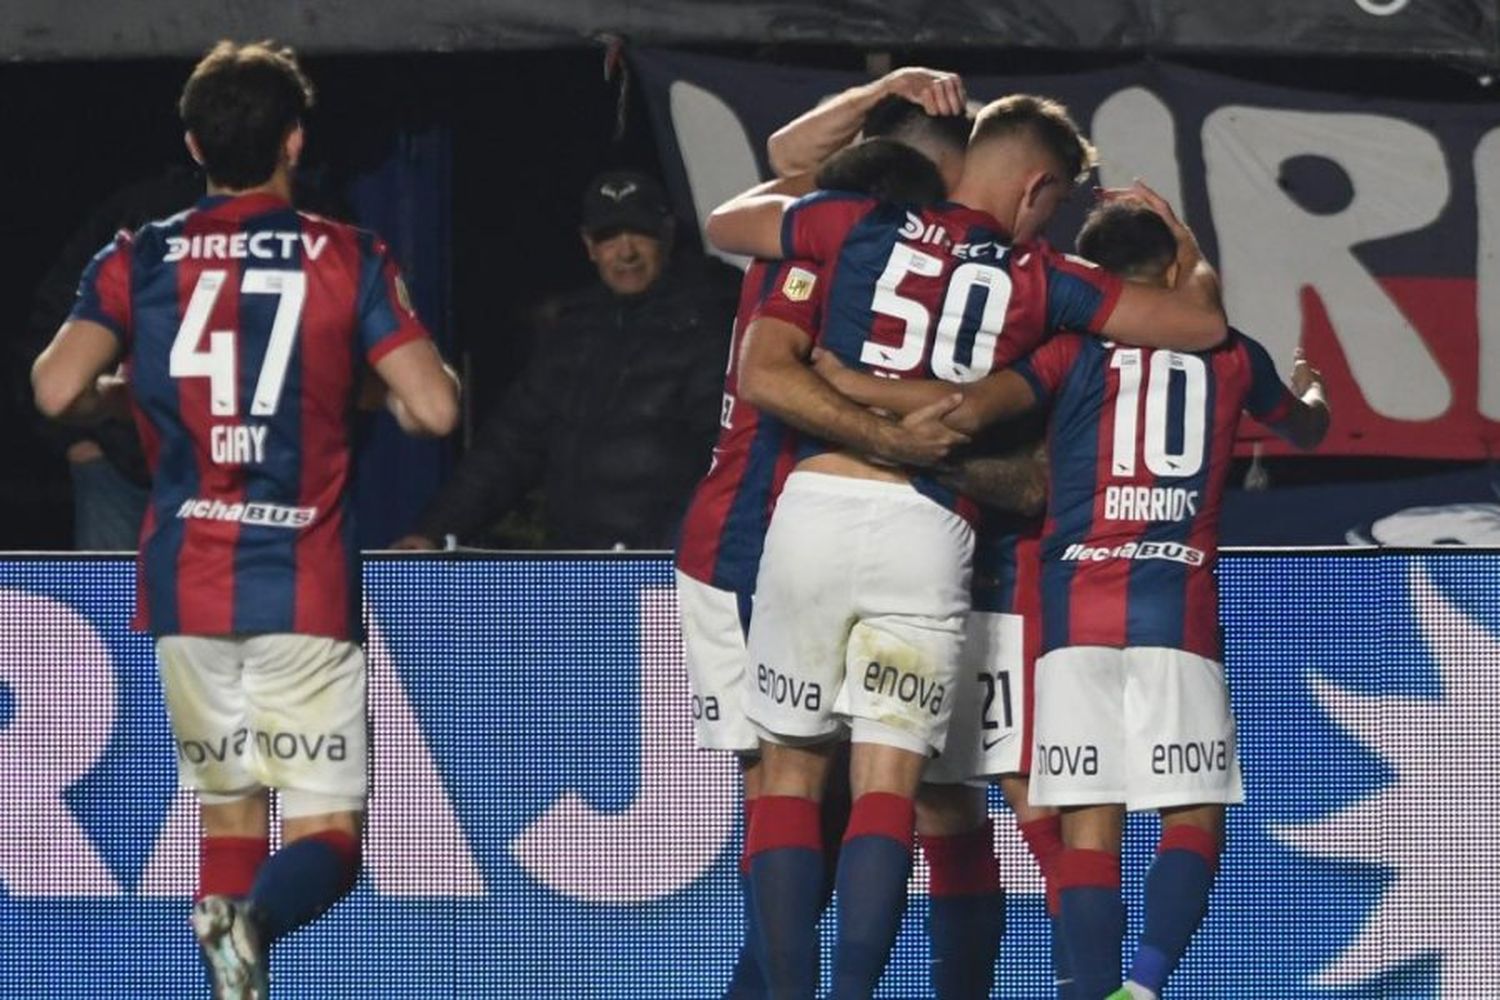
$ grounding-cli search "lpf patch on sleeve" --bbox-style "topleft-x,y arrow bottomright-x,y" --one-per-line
781,267 -> 817,302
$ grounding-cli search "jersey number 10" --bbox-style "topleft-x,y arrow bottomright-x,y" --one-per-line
1109,348 -> 1208,478
170,268 -> 307,418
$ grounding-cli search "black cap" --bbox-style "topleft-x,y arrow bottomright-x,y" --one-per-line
581,171 -> 672,238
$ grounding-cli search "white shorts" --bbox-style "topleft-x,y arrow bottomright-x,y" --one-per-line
926,611 -> 1027,784
744,472 -> 973,756
1029,646 -> 1243,811
156,634 -> 368,803
675,570 -> 758,753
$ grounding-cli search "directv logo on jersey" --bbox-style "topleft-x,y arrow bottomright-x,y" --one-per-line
1061,540 -> 1206,566
162,231 -> 329,262
1105,485 -> 1199,522
176,498 -> 317,529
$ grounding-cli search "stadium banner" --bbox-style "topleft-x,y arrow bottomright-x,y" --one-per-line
634,49 -> 1500,461
1,552 -> 1497,996
1,0 -> 1493,62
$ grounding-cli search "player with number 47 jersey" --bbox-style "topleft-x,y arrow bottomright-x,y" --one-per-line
69,196 -> 427,640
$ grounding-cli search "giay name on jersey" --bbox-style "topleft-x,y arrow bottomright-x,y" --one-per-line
163,231 -> 329,262
1105,485 -> 1199,522
1061,540 -> 1206,566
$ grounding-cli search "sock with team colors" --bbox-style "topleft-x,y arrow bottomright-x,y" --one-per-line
198,835 -> 270,901
747,796 -> 825,998
830,792 -> 916,1000
1056,848 -> 1125,1000
1018,815 -> 1076,998
920,818 -> 1003,999
247,829 -> 360,943
1126,825 -> 1220,996
725,800 -> 768,999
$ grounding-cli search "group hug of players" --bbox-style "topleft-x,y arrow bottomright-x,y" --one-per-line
672,68 -> 1329,999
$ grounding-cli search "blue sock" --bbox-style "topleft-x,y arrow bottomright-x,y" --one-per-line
725,871 -> 768,998
1053,914 -> 1079,999
747,796 -> 825,999
921,820 -> 1003,999
1056,849 -> 1124,1000
830,793 -> 915,1000
247,830 -> 359,943
1129,826 -> 1219,993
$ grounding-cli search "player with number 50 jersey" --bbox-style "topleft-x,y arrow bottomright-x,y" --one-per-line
71,194 -> 426,640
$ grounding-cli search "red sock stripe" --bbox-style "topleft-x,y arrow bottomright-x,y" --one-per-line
197,836 -> 269,901
1018,815 -> 1065,872
1054,848 -> 1121,891
842,792 -> 915,849
1160,825 -> 1220,872
747,795 -> 822,858
920,819 -> 999,898
740,799 -> 760,875
1018,814 -> 1065,915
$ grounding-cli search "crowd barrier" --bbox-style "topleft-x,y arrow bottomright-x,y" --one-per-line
0,551 -> 1494,997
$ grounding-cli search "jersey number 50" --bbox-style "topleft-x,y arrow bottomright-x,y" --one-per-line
866,244 -> 1013,383
170,268 -> 307,418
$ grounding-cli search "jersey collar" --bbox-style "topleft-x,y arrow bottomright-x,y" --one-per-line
195,192 -> 293,219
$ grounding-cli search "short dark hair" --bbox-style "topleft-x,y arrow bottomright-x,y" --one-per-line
970,94 -> 1096,185
1076,202 -> 1178,280
863,95 -> 971,158
179,40 -> 315,190
815,138 -> 947,205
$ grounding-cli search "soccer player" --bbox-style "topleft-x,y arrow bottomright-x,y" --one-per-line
677,143 -> 959,999
31,41 -> 459,999
816,197 -> 1329,999
706,95 -> 1227,999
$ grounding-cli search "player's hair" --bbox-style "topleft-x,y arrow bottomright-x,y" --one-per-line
863,95 -> 972,156
179,40 -> 315,190
815,138 -> 947,204
1076,201 -> 1178,281
969,94 -> 1096,185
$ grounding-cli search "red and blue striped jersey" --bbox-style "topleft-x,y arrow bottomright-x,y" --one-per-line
675,259 -> 822,594
779,192 -> 1122,518
69,192 -> 431,640
1013,329 -> 1296,659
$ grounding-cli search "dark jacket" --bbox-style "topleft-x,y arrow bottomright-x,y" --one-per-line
417,254 -> 739,549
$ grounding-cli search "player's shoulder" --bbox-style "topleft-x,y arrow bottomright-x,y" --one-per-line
294,210 -> 384,252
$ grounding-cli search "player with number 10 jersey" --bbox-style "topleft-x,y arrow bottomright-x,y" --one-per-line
72,196 -> 428,640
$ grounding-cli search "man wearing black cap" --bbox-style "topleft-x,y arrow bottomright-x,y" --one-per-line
392,170 -> 739,550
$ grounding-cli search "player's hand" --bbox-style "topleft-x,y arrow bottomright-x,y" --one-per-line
881,67 -> 966,117
885,394 -> 971,467
1098,179 -> 1185,231
1289,347 -> 1326,399
94,371 -> 132,423
390,533 -> 439,551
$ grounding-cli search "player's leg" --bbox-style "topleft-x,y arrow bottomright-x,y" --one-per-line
1029,646 -> 1130,1000
240,635 -> 368,952
742,478 -> 861,998
1113,804 -> 1222,1000
676,570 -> 769,997
157,634 -> 276,998
1003,776 -> 1073,998
916,781 -> 1000,1000
1115,647 -> 1243,999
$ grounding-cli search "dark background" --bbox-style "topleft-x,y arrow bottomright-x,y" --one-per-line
2,45 -> 1492,548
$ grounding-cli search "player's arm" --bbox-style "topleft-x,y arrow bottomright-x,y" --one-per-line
767,67 -> 965,177
372,339 -> 460,437
1089,182 -> 1228,352
32,319 -> 125,423
1259,347 -> 1331,450
810,348 -> 1040,436
739,316 -> 969,467
936,439 -> 1048,517
704,174 -> 817,260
